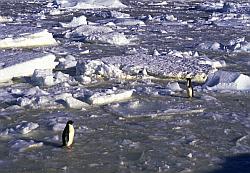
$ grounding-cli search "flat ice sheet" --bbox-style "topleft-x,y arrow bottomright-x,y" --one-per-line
101,54 -> 212,82
0,51 -> 57,82
0,25 -> 57,49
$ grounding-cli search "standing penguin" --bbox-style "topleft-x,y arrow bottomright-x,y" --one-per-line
62,120 -> 75,148
186,77 -> 194,98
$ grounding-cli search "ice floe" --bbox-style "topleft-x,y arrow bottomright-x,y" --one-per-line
31,69 -> 72,86
0,16 -> 13,23
54,0 -> 127,9
0,121 -> 39,136
0,28 -> 57,49
10,139 -> 43,152
65,24 -> 131,45
55,93 -> 90,109
203,70 -> 250,91
0,52 -> 57,83
198,37 -> 250,53
60,15 -> 88,28
56,55 -> 77,70
88,89 -> 134,105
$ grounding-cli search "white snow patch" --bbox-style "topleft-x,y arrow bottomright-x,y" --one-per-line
0,29 -> 57,49
0,53 -> 57,83
203,71 -> 250,91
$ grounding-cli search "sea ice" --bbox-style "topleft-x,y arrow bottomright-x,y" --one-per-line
1,121 -> 39,136
15,121 -> 39,134
100,53 -> 212,82
60,15 -> 88,28
10,139 -> 43,152
65,24 -> 131,45
0,16 -> 13,23
56,55 -> 77,70
88,89 -> 134,105
31,69 -> 71,86
203,70 -> 250,91
0,52 -> 57,83
0,29 -> 57,49
55,93 -> 90,109
76,59 -> 125,79
31,69 -> 54,86
54,0 -> 127,9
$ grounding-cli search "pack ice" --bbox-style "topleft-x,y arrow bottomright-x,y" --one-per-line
0,51 -> 57,83
0,26 -> 57,49
203,71 -> 250,91
53,0 -> 127,9
65,24 -> 131,45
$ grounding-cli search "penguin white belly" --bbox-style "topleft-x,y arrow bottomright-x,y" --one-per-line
67,124 -> 75,147
187,87 -> 193,98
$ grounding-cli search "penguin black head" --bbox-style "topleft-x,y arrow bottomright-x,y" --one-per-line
67,120 -> 74,125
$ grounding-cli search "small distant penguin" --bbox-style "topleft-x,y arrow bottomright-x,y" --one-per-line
186,78 -> 194,98
62,120 -> 75,148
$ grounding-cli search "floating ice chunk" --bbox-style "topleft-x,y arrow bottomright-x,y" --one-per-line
110,11 -> 130,18
52,123 -> 66,132
167,82 -> 182,92
0,52 -> 57,83
101,53 -> 211,82
31,69 -> 54,86
10,139 -> 43,152
76,59 -> 125,79
17,97 -> 33,107
66,24 -> 131,45
198,58 -> 226,69
24,86 -> 49,97
1,121 -> 39,136
196,2 -> 237,13
31,69 -> 71,86
55,93 -> 90,109
64,96 -> 90,109
203,71 -> 250,91
15,121 -> 39,134
88,89 -> 134,105
0,29 -> 57,49
60,15 -> 88,28
76,75 -> 92,84
55,0 -> 127,9
0,16 -> 13,23
88,32 -> 130,45
56,55 -> 77,70
115,19 -> 145,26
153,49 -> 160,56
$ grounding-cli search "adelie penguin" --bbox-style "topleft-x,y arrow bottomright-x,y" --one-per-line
62,120 -> 75,148
186,77 -> 194,98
